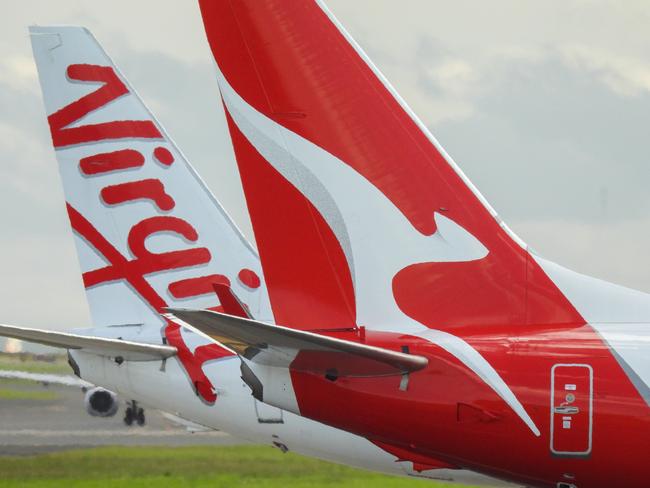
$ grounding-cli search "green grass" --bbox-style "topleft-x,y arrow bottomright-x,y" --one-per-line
0,354 -> 71,375
0,388 -> 59,401
0,446 -> 479,488
0,377 -> 43,386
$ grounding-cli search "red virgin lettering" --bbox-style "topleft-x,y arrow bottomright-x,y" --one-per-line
48,64 -> 162,147
165,323 -> 226,402
82,216 -> 210,288
67,204 -> 221,403
67,203 -> 167,310
80,149 -> 145,175
101,179 -> 176,211
168,274 -> 230,299
153,147 -> 175,166
128,216 -> 211,269
238,268 -> 261,289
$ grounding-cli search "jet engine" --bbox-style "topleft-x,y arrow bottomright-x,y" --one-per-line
84,387 -> 119,417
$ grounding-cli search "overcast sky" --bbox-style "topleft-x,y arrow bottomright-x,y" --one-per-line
1,1 -> 650,331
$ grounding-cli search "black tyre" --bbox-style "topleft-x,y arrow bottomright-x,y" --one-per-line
136,407 -> 145,426
123,407 -> 134,426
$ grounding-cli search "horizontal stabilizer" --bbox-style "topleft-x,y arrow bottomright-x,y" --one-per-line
0,324 -> 176,362
166,309 -> 427,377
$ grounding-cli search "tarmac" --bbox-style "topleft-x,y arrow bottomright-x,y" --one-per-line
0,380 -> 245,455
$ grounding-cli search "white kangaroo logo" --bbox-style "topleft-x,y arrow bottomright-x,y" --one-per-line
216,69 -> 540,437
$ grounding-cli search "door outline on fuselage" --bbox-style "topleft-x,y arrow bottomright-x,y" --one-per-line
254,399 -> 284,424
550,363 -> 593,458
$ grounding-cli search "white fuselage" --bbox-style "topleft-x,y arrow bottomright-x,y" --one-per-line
68,326 -> 509,487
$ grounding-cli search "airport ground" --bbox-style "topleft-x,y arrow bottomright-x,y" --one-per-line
0,353 -> 481,487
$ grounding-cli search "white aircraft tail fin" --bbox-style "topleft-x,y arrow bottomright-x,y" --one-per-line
29,26 -> 272,330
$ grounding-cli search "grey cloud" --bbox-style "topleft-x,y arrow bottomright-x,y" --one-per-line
514,217 -> 650,293
436,54 -> 650,224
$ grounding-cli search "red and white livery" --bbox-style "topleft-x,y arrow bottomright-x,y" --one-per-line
0,25 -> 503,486
169,2 -> 650,488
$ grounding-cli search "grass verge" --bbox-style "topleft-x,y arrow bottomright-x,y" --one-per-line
0,354 -> 71,375
0,388 -> 60,401
0,445 -> 480,487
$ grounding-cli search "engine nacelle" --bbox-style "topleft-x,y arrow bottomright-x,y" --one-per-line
84,387 -> 118,417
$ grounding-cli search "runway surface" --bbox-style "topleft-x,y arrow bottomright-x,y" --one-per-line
0,379 -> 245,455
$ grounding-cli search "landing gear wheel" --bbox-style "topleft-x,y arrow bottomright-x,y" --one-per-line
124,400 -> 144,427
123,407 -> 134,426
136,407 -> 145,426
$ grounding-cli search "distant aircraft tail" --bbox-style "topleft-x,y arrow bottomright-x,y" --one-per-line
29,26 -> 271,402
30,25 -> 270,326
199,1 -> 579,334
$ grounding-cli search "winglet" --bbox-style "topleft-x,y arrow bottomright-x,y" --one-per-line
213,283 -> 252,319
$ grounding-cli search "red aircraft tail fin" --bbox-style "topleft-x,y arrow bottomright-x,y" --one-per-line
199,1 -> 580,334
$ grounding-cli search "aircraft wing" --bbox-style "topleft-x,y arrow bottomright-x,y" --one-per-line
0,370 -> 93,388
0,324 -> 176,362
167,309 -> 427,377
